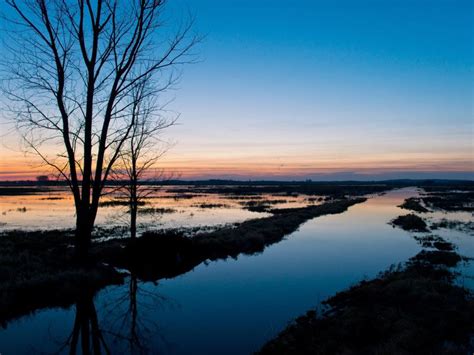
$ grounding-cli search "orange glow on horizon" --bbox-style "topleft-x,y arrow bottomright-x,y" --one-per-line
1,151 -> 472,181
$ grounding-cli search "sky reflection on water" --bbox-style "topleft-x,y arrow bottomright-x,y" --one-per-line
0,186 -> 315,232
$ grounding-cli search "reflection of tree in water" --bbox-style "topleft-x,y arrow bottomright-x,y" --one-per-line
55,290 -> 109,354
57,275 -> 174,354
101,274 -> 173,354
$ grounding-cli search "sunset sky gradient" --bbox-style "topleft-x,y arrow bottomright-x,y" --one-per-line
0,0 -> 472,180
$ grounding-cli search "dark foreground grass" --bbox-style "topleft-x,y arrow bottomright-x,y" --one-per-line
259,249 -> 474,355
0,230 -> 124,327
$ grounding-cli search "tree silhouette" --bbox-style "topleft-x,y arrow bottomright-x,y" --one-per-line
2,0 -> 199,260
113,79 -> 175,239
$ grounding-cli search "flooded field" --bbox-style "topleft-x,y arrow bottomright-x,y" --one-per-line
0,186 -> 317,233
1,187 -> 472,354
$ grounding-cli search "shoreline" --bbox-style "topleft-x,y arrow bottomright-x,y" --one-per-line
259,246 -> 474,354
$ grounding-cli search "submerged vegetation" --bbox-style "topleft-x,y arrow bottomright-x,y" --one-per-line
421,190 -> 474,212
398,197 -> 429,213
138,207 -> 176,214
238,199 -> 290,212
193,203 -> 230,209
239,200 -> 273,212
431,219 -> 474,234
98,200 -> 146,207
167,183 -> 391,198
413,235 -> 455,251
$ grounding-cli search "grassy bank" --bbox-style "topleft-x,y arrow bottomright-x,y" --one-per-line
259,248 -> 473,354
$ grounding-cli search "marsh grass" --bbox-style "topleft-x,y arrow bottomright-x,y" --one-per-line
413,235 -> 455,251
238,198 -> 289,212
431,219 -> 474,234
193,203 -> 230,209
391,213 -> 429,232
162,193 -> 199,200
421,191 -> 474,212
98,200 -> 146,207
398,197 -> 429,213
138,207 -> 176,214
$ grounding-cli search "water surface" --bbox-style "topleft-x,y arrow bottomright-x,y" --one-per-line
0,188 -> 472,354
0,186 -> 313,233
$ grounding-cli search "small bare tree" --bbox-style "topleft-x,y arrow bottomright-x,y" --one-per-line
115,80 -> 175,239
2,0 -> 198,260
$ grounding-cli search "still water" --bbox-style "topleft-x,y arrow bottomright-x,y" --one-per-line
0,188 -> 472,354
0,186 -> 314,232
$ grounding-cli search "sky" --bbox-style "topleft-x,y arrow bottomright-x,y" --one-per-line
0,0 -> 473,180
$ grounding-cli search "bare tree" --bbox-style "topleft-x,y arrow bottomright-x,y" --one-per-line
2,0 -> 199,260
113,80 -> 175,239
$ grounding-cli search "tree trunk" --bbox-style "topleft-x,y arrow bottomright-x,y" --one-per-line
130,204 -> 137,239
75,210 -> 94,262
130,174 -> 138,239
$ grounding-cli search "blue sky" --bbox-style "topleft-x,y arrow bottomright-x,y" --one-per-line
154,0 -> 473,179
0,0 -> 472,180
